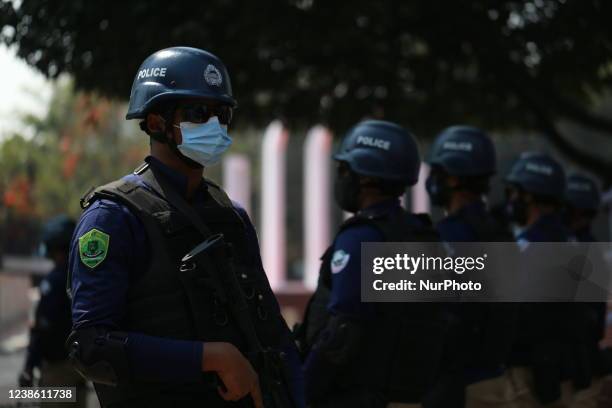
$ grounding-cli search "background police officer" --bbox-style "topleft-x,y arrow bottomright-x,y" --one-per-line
564,173 -> 609,408
424,126 -> 517,408
504,153 -> 574,408
67,47 -> 303,408
564,174 -> 601,243
300,120 -> 446,408
19,215 -> 88,407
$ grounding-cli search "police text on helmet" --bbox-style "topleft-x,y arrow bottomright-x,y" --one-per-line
568,182 -> 592,192
525,163 -> 553,175
356,135 -> 391,150
136,67 -> 167,80
442,141 -> 473,152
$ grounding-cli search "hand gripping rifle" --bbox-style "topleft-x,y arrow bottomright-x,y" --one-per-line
181,234 -> 296,408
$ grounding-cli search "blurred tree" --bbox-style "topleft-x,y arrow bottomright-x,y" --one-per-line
1,0 -> 612,181
0,80 -> 148,253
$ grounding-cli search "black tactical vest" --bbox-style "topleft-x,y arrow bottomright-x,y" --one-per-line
450,212 -> 518,370
300,207 -> 448,404
509,218 -> 590,403
81,164 -> 286,407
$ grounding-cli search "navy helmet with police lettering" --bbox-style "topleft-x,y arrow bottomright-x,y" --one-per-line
126,47 -> 236,120
566,173 -> 600,211
427,126 -> 496,176
505,152 -> 566,200
333,120 -> 420,186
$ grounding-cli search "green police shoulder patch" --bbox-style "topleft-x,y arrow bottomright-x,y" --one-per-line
78,228 -> 110,269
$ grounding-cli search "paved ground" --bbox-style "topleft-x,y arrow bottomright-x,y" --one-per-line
0,348 -> 25,388
0,331 -> 100,407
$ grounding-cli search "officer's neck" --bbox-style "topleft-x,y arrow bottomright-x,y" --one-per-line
151,146 -> 203,199
359,194 -> 394,211
526,205 -> 556,227
446,192 -> 481,215
569,216 -> 591,233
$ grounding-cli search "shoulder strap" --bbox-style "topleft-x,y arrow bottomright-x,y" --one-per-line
341,209 -> 439,243
80,179 -> 135,210
138,164 -> 216,239
318,246 -> 335,289
80,176 -> 168,218
203,177 -> 234,208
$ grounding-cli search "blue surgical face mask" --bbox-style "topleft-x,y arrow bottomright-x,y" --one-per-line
174,116 -> 232,167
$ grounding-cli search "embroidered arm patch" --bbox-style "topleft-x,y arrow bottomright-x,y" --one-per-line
78,228 -> 110,269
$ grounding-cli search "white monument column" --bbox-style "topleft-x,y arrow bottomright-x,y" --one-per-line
411,163 -> 431,213
222,154 -> 252,216
260,121 -> 289,290
303,125 -> 333,290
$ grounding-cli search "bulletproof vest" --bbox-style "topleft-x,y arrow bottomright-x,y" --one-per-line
302,207 -> 448,403
80,164 -> 285,407
460,211 -> 514,243
530,218 -> 572,242
449,212 -> 518,370
574,229 -> 608,375
510,216 -> 592,400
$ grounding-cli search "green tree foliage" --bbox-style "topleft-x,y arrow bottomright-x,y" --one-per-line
0,80 -> 148,252
1,0 -> 612,180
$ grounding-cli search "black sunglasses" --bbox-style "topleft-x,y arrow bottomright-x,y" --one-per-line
179,103 -> 233,125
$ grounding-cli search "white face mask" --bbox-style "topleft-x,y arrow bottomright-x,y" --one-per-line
174,116 -> 232,167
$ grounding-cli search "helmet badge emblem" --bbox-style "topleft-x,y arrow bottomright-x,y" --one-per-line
204,64 -> 223,86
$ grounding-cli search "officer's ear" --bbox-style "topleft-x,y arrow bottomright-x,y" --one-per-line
447,175 -> 460,188
359,176 -> 378,188
145,113 -> 167,135
523,192 -> 535,206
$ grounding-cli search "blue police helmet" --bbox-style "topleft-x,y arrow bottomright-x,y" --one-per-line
41,215 -> 76,251
566,173 -> 600,211
505,152 -> 566,200
427,126 -> 496,176
126,47 -> 237,120
333,120 -> 421,185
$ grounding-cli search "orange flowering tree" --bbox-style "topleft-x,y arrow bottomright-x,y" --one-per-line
0,81 -> 148,253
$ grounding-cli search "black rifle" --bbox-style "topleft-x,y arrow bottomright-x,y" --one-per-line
181,234 -> 296,408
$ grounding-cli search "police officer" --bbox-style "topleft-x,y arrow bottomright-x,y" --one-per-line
564,174 -> 608,408
67,47 -> 303,408
19,215 -> 88,407
424,126 -> 518,408
299,120 -> 447,408
504,153 -> 574,408
564,174 -> 601,243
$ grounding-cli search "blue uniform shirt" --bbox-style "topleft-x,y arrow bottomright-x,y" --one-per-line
26,260 -> 73,368
435,200 -> 507,384
510,213 -> 572,368
70,156 -> 304,406
327,199 -> 405,317
573,226 -> 595,243
436,200 -> 487,243
517,213 -> 570,244
303,198 -> 401,398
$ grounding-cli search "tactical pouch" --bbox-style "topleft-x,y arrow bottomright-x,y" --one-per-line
66,328 -> 131,387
